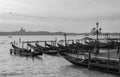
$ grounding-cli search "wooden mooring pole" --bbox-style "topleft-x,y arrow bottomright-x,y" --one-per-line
88,50 -> 91,69
45,41 -> 46,48
118,36 -> 120,73
107,41 -> 110,72
107,34 -> 110,72
55,37 -> 57,47
27,42 -> 29,50
19,37 -> 21,44
64,33 -> 67,47
22,42 -> 24,48
119,47 -> 120,73
14,41 -> 15,45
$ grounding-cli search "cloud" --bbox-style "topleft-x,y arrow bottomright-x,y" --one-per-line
0,0 -> 120,17
0,0 -> 120,32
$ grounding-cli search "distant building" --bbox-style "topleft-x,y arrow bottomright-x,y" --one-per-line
20,28 -> 26,33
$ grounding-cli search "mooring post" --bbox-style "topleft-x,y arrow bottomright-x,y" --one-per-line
19,37 -> 21,44
27,42 -> 29,50
88,50 -> 91,69
106,34 -> 110,71
72,40 -> 74,44
119,46 -> 120,73
45,41 -> 46,48
38,41 -> 39,45
76,50 -> 78,59
51,41 -> 52,46
30,42 -> 32,50
37,41 -> 39,45
14,41 -> 15,45
52,41 -> 53,47
107,39 -> 110,72
54,41 -> 55,47
22,42 -> 24,48
64,33 -> 67,47
55,37 -> 57,47
52,41 -> 54,47
118,35 -> 120,73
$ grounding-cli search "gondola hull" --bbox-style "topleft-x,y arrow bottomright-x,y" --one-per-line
11,44 -> 42,57
27,43 -> 43,55
59,50 -> 88,67
43,50 -> 58,55
36,43 -> 58,55
59,49 -> 120,75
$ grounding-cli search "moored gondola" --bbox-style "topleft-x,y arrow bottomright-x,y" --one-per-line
57,43 -> 66,49
59,49 -> 89,67
85,41 -> 116,49
11,44 -> 42,57
45,42 -> 58,50
58,47 -> 120,75
75,42 -> 94,50
27,43 -> 43,55
36,43 -> 58,55
59,31 -> 120,75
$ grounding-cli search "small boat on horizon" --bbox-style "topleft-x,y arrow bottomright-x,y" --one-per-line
8,36 -> 12,38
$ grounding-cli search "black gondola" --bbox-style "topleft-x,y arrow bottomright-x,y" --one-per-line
27,43 -> 43,55
45,42 -> 58,50
11,44 -> 42,56
75,42 -> 94,50
57,43 -> 66,49
85,41 -> 116,49
36,43 -> 58,55
59,49 -> 120,75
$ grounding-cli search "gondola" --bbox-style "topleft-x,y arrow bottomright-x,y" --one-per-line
11,44 -> 30,53
35,43 -> 50,51
35,43 -> 45,49
11,44 -> 42,56
85,41 -> 116,49
59,49 -> 88,66
75,42 -> 94,50
45,42 -> 58,50
57,43 -> 94,54
36,43 -> 58,55
27,43 -> 43,55
113,41 -> 120,47
43,50 -> 58,55
59,49 -> 120,75
67,43 -> 77,49
57,43 -> 66,49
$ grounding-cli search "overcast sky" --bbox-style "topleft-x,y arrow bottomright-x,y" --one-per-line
0,0 -> 120,33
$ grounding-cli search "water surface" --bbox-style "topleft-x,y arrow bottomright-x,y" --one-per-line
0,35 -> 119,77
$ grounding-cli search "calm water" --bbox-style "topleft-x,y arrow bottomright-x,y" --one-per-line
0,35 -> 119,77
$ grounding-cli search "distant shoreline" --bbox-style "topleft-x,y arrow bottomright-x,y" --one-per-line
0,32 -> 120,36
0,28 -> 120,36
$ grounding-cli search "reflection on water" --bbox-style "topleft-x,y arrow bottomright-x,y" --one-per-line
0,35 -> 119,77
